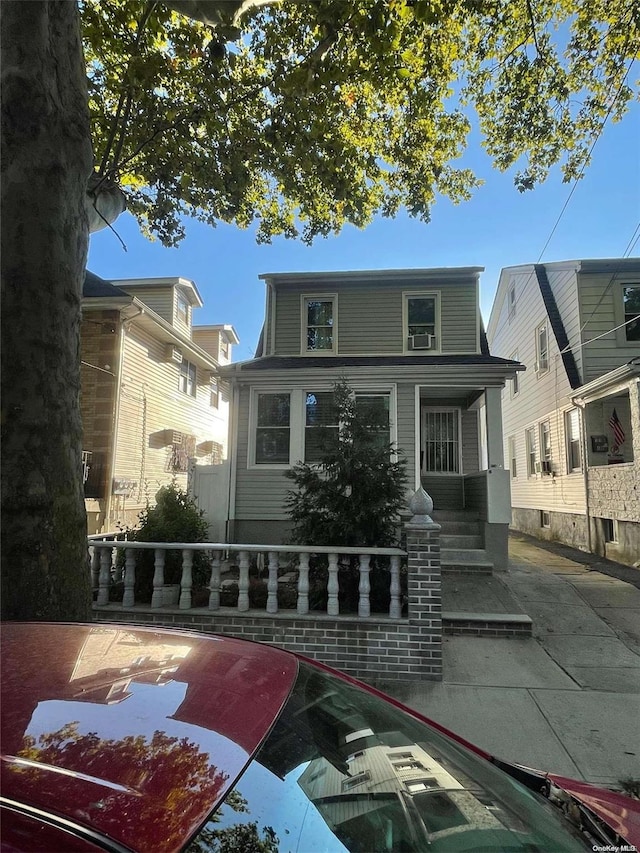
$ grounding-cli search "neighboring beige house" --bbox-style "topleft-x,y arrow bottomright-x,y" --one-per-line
81,272 -> 238,533
220,268 -> 523,569
487,258 -> 640,566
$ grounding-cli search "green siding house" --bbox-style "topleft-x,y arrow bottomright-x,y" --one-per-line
221,268 -> 523,569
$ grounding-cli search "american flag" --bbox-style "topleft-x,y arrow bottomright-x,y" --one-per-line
609,409 -> 625,449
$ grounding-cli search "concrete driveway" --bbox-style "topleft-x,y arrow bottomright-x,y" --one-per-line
377,532 -> 640,789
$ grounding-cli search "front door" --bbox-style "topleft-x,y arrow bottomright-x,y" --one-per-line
421,407 -> 463,509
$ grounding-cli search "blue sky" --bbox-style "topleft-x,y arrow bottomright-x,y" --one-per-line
88,102 -> 640,363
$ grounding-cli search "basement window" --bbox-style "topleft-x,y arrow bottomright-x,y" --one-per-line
601,518 -> 618,543
540,511 -> 550,529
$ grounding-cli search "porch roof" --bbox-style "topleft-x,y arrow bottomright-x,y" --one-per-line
223,354 -> 523,372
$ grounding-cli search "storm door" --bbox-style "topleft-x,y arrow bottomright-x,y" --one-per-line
421,408 -> 461,474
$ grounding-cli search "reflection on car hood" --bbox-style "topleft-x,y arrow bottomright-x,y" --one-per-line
1,623 -> 298,853
548,773 -> 640,849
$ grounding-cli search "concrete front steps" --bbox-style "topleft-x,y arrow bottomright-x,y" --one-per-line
434,510 -> 494,576
433,510 -> 533,637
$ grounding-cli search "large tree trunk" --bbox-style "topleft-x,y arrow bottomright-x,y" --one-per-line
1,1 -> 93,620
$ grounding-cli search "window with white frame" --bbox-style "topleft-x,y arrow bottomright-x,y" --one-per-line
525,427 -> 537,476
623,285 -> 640,341
539,420 -> 551,467
508,281 -> 516,319
565,408 -> 582,472
255,393 -> 290,464
253,387 -> 394,467
304,297 -> 335,352
304,392 -> 339,462
210,376 -> 219,408
535,321 -> 549,374
405,294 -> 439,350
355,393 -> 391,452
176,293 -> 190,325
422,410 -> 459,474
179,359 -> 197,397
508,436 -> 517,478
511,350 -> 519,396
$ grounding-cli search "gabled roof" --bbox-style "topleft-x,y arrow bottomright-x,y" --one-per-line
534,265 -> 582,390
112,276 -> 204,307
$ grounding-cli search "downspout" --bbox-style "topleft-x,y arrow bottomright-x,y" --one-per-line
104,306 -> 143,530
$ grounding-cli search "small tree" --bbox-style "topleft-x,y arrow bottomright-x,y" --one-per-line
121,483 -> 210,601
284,382 -> 407,548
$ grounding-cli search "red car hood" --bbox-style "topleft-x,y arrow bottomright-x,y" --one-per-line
1,623 -> 298,853
548,773 -> 640,848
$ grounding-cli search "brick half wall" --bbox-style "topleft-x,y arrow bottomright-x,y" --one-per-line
93,608 -> 442,681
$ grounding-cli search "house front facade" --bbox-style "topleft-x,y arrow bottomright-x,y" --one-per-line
487,258 -> 640,566
221,268 -> 523,568
81,272 -> 238,533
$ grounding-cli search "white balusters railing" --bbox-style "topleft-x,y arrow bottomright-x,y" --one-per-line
267,552 -> 279,614
88,540 -> 406,621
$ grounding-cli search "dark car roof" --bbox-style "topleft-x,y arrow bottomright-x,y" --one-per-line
1,623 -> 298,852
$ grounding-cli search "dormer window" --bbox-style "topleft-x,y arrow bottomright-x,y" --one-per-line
177,293 -> 190,326
303,296 -> 336,353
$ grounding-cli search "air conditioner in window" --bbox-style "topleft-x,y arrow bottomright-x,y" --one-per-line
165,345 -> 183,364
409,333 -> 433,350
163,429 -> 183,446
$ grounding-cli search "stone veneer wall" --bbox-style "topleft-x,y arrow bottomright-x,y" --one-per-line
94,516 -> 443,681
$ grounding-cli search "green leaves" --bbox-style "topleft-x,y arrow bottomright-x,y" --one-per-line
81,0 -> 639,245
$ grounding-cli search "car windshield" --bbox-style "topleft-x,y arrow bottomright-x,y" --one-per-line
186,662 -> 587,852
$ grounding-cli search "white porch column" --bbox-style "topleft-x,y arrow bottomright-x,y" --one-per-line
485,386 -> 505,469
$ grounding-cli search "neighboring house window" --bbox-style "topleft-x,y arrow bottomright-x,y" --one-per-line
422,410 -> 459,474
342,772 -> 370,791
304,297 -> 335,352
565,408 -> 582,472
179,359 -> 197,397
220,337 -> 229,359
406,294 -> 438,350
210,377 -> 219,408
255,393 -> 290,464
511,351 -> 519,397
535,322 -> 549,375
508,436 -> 517,478
177,294 -> 190,325
601,518 -> 618,543
623,285 -> 640,341
525,427 -> 537,477
508,281 -> 516,319
539,420 -> 552,469
304,391 -> 338,462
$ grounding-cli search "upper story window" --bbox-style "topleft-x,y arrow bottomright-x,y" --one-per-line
508,281 -> 516,319
623,285 -> 640,341
220,337 -> 230,359
176,293 -> 190,326
405,293 -> 439,351
179,359 -> 196,397
303,296 -> 336,353
535,321 -> 549,375
255,393 -> 290,464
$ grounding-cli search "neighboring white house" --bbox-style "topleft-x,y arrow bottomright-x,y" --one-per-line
487,259 -> 640,566
81,272 -> 238,532
219,268 -> 523,569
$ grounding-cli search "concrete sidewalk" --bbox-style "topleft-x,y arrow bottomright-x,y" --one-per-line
377,533 -> 640,789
